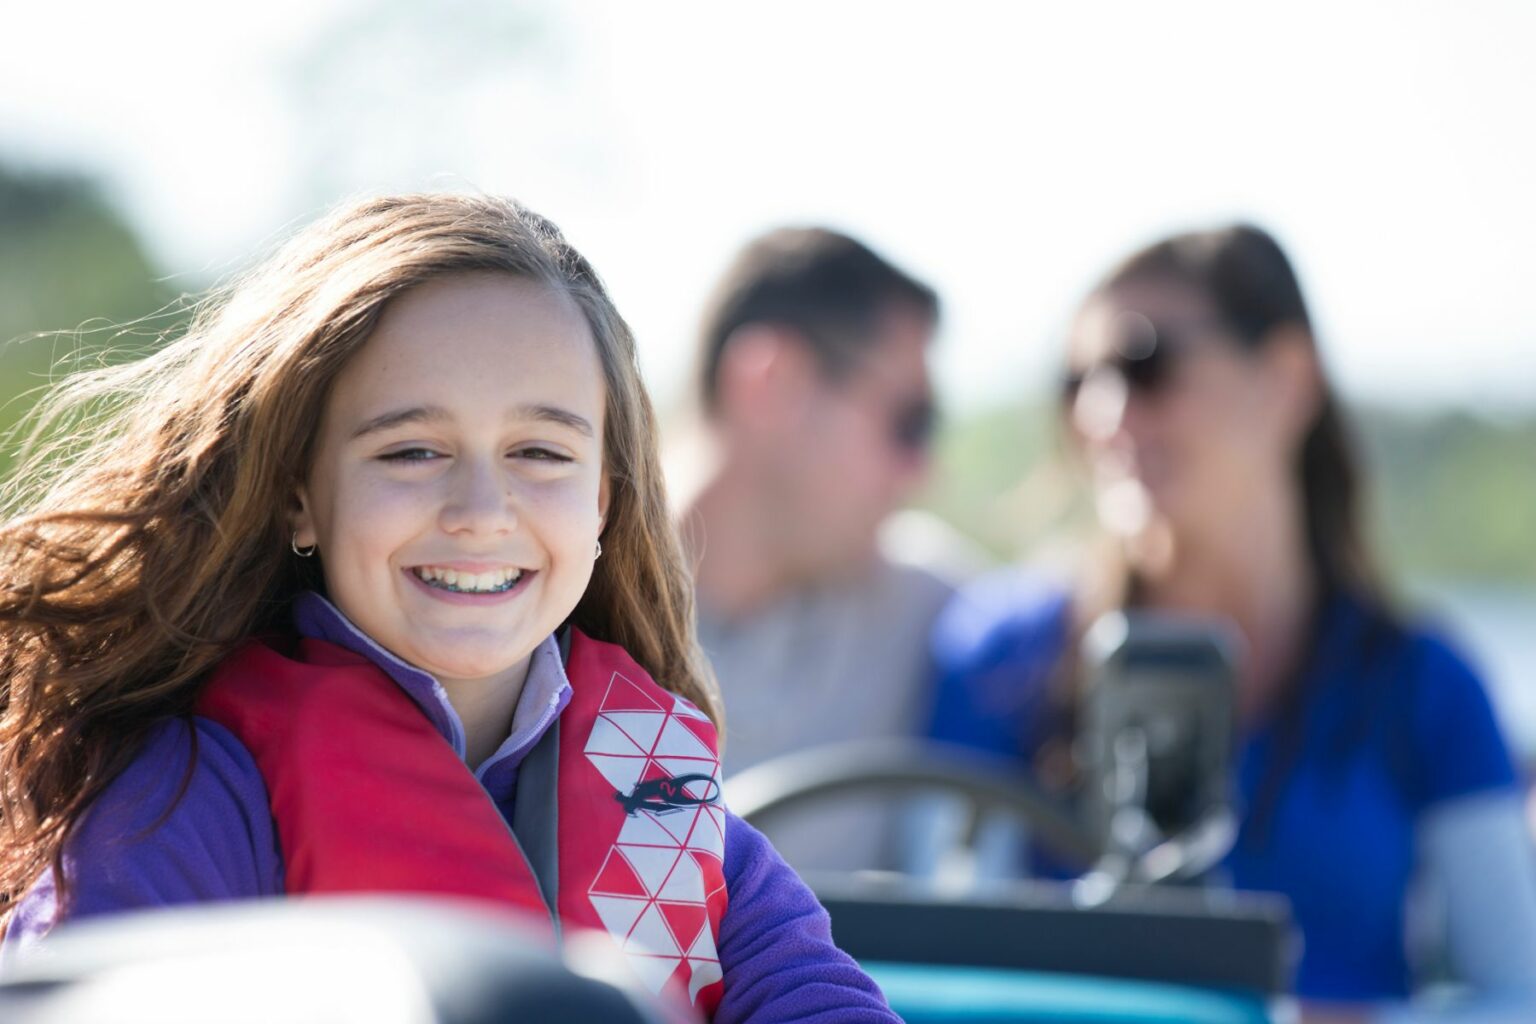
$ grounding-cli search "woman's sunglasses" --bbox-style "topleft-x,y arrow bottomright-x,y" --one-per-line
1060,313 -> 1222,406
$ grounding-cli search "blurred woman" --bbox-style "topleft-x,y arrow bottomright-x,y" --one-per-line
925,225 -> 1536,1021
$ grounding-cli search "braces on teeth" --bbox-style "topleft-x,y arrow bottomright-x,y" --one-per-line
413,567 -> 524,594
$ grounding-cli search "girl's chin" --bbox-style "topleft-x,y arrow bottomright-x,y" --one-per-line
408,641 -> 540,686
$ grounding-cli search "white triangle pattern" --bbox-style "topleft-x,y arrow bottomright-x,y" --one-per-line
657,849 -> 703,900
617,811 -> 678,848
605,711 -> 667,751
585,717 -> 647,757
626,903 -> 676,954
687,926 -> 718,961
590,895 -> 648,938
687,958 -> 723,1003
657,717 -> 716,760
584,670 -> 725,1004
648,807 -> 692,847
586,754 -> 647,795
621,846 -> 683,897
671,694 -> 712,722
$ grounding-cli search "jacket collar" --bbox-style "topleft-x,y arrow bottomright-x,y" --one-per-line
289,591 -> 572,781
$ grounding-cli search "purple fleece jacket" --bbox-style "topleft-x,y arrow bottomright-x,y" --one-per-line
3,594 -> 897,1023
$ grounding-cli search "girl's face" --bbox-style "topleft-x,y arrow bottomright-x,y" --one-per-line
294,272 -> 609,692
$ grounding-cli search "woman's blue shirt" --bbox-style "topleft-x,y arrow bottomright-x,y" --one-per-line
926,573 -> 1519,1001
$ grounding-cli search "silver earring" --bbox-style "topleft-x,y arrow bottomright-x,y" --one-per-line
291,532 -> 317,558
594,539 -> 603,559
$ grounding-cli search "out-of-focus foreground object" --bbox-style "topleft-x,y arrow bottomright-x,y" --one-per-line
0,896 -> 686,1024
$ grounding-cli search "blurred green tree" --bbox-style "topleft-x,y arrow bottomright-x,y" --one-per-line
918,399 -> 1536,587
1,159 -> 1530,586
0,163 -> 176,476
1363,409 -> 1536,583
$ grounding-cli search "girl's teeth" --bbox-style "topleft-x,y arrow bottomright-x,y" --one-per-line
414,567 -> 521,593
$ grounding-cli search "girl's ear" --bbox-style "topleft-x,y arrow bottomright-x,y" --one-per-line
597,474 -> 611,533
290,486 -> 318,550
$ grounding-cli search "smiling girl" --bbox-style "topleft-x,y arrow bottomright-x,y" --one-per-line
0,194 -> 898,1021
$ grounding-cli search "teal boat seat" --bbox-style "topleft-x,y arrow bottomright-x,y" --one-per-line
865,962 -> 1277,1024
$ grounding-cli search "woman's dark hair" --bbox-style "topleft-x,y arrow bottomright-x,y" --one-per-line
1047,225 -> 1399,844
1094,222 -> 1378,602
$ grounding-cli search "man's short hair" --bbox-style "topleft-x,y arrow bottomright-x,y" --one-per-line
697,227 -> 938,411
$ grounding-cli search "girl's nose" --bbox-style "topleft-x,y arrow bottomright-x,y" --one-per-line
439,459 -> 517,536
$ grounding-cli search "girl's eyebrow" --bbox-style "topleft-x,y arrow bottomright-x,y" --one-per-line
349,403 -> 595,440
520,403 -> 595,438
350,405 -> 451,440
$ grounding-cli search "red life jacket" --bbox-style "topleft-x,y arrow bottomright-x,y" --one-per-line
195,629 -> 728,1016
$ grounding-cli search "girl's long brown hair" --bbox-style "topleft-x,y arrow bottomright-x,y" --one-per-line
0,193 -> 720,915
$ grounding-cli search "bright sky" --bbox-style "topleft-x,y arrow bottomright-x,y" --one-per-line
3,0 -> 1533,413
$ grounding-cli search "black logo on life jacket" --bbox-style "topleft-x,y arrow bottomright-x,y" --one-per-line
616,773 -> 720,816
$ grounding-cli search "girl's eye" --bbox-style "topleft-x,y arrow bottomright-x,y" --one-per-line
516,447 -> 574,463
378,447 -> 443,463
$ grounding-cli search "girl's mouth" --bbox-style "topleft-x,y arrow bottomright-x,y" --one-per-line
409,565 -> 526,594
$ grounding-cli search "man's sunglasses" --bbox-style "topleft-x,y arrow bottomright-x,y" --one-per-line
890,398 -> 938,453
1060,313 -> 1220,405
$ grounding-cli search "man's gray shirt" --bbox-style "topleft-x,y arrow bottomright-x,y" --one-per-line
698,557 -> 953,874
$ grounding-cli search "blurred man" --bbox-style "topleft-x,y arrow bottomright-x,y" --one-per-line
680,227 -> 955,873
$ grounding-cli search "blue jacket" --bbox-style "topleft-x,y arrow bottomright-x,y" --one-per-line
3,593 -> 898,1024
